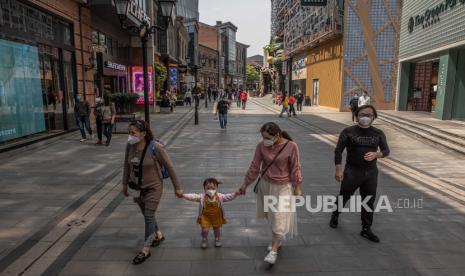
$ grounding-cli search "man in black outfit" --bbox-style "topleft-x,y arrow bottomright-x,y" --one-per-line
349,94 -> 359,122
330,105 -> 390,243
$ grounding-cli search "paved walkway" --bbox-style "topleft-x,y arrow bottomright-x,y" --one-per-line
1,100 -> 465,275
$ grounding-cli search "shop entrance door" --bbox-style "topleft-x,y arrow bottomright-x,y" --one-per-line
408,60 -> 439,112
313,79 -> 319,106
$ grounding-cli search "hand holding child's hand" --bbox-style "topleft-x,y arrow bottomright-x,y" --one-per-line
175,189 -> 183,198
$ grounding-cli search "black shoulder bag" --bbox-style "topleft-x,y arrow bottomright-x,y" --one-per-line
128,142 -> 149,191
253,141 -> 290,193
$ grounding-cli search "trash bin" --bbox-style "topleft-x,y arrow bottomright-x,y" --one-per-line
305,96 -> 311,106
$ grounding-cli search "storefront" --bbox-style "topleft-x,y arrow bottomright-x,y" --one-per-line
306,38 -> 344,109
398,0 -> 465,120
0,0 -> 79,143
291,57 -> 307,97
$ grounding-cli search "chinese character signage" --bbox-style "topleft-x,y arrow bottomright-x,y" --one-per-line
301,0 -> 327,6
131,66 -> 154,105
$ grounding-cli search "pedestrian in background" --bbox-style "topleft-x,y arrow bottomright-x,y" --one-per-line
122,120 -> 184,265
101,96 -> 116,146
330,105 -> 390,243
296,92 -> 304,112
75,95 -> 93,142
239,122 -> 303,265
349,94 -> 359,123
185,89 -> 192,107
169,92 -> 177,113
358,91 -> 371,107
213,88 -> 218,101
279,93 -> 290,118
207,86 -> 212,103
288,94 -> 297,117
241,90 -> 248,110
215,96 -> 230,129
235,90 -> 241,108
94,97 -> 104,145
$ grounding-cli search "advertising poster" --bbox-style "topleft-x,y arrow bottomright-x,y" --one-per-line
131,66 -> 154,105
169,66 -> 178,92
0,39 -> 46,142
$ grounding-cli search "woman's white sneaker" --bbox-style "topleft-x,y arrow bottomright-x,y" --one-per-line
264,251 -> 278,264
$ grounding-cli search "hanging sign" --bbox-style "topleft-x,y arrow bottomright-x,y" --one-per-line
301,0 -> 327,6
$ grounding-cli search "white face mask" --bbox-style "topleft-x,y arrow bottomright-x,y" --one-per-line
358,116 -> 372,126
206,189 -> 216,198
263,139 -> 274,147
128,135 -> 140,145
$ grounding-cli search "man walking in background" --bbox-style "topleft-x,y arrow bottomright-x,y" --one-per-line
349,93 -> 359,123
75,95 -> 93,142
215,96 -> 230,129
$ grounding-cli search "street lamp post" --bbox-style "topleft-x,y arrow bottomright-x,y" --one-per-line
201,58 -> 208,109
115,0 -> 175,124
193,64 -> 200,125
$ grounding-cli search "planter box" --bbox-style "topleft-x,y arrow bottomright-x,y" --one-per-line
159,107 -> 171,114
113,113 -> 142,133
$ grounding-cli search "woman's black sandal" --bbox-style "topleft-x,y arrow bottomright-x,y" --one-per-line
132,251 -> 151,265
151,236 -> 165,247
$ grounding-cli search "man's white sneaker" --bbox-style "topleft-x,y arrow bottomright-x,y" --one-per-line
264,251 -> 278,265
80,139 -> 86,142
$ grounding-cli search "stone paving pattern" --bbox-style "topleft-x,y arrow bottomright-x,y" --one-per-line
1,100 -> 465,275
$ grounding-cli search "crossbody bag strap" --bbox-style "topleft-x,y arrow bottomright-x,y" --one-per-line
261,140 -> 290,176
137,142 -> 149,186
254,141 -> 290,193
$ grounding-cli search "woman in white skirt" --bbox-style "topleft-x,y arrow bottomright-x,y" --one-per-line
239,122 -> 303,264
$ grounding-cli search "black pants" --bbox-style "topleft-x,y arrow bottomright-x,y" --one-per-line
242,100 -> 246,109
352,110 -> 357,122
96,117 -> 103,141
297,102 -> 303,111
333,166 -> 378,228
289,104 -> 296,116
185,97 -> 191,107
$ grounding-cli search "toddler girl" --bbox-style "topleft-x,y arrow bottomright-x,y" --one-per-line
182,178 -> 239,248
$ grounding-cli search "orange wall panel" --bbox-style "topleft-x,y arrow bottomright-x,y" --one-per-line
306,38 -> 344,111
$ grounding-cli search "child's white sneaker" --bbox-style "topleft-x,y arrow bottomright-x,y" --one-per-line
201,238 -> 208,249
264,251 -> 278,264
214,238 -> 222,248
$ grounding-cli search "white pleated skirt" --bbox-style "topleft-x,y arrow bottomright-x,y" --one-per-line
256,179 -> 298,240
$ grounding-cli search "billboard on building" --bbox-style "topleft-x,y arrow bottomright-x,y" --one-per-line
292,58 -> 307,80
131,66 -> 154,105
169,66 -> 178,92
0,39 -> 46,142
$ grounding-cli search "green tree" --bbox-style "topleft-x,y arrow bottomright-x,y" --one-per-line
246,65 -> 260,83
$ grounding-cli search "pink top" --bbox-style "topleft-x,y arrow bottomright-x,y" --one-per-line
244,140 -> 303,187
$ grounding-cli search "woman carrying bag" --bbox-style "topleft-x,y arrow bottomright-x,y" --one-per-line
122,120 -> 183,265
239,122 -> 303,265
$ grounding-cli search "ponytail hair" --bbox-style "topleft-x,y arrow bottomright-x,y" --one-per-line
260,122 -> 293,141
128,120 -> 154,143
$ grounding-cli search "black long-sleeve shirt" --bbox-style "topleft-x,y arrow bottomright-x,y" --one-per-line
334,125 -> 390,169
